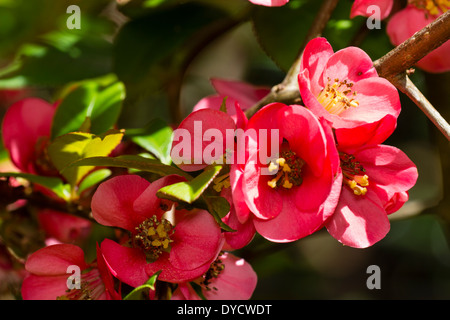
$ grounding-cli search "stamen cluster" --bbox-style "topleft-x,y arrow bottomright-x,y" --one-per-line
317,77 -> 359,115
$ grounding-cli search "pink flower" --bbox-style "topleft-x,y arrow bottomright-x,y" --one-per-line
248,0 -> 289,7
350,0 -> 394,20
91,174 -> 224,287
239,102 -> 341,242
171,108 -> 237,172
21,243 -> 121,300
2,98 -> 57,175
387,4 -> 450,73
350,1 -> 450,73
171,251 -> 257,300
298,37 -> 401,147
325,129 -> 418,248
37,209 -> 92,245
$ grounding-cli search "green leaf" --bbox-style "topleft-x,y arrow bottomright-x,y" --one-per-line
126,118 -> 173,165
47,130 -> 124,187
123,271 -> 161,300
113,2 -> 230,90
157,165 -> 222,204
51,78 -> 125,139
0,172 -> 71,201
252,0 -> 321,71
66,154 -> 192,180
51,81 -> 98,139
203,195 -> 235,232
77,168 -> 111,194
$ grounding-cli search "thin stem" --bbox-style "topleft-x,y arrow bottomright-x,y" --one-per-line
390,73 -> 450,141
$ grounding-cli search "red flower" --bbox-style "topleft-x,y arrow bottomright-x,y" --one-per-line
298,37 -> 401,147
239,102 -> 341,242
91,174 -> 224,287
21,243 -> 121,300
2,98 -> 57,175
171,251 -> 257,300
325,130 -> 419,248
350,0 -> 394,20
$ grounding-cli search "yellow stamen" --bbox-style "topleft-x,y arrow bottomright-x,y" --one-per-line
317,78 -> 359,115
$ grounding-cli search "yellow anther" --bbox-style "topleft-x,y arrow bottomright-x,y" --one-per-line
147,227 -> 156,236
162,239 -> 170,249
268,161 -> 279,174
276,158 -> 286,166
267,178 -> 279,189
355,174 -> 369,187
152,239 -> 162,247
282,178 -> 293,189
156,223 -> 167,238
282,164 -> 291,172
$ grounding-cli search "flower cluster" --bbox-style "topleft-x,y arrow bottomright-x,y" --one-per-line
0,0 -> 427,300
172,37 -> 418,250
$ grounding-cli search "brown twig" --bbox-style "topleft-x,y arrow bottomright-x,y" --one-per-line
373,10 -> 450,79
390,72 -> 450,140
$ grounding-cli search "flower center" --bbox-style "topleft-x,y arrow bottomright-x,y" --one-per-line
409,0 -> 450,16
57,268 -> 104,300
267,149 -> 305,190
317,77 -> 359,115
340,152 -> 369,196
133,215 -> 175,262
200,254 -> 225,292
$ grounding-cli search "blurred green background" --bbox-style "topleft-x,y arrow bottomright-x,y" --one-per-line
0,0 -> 449,299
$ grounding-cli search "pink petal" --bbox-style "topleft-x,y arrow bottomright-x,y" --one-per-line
2,98 -> 55,173
170,210 -> 223,271
325,187 -> 390,248
21,274 -> 73,300
211,78 -> 270,111
322,46 -> 378,85
385,191 -> 409,214
91,174 -> 151,231
350,0 -> 394,19
25,244 -> 87,276
222,208 -> 256,251
133,174 -> 187,219
277,105 -> 328,176
300,37 -> 334,96
248,0 -> 289,6
229,164 -> 252,223
353,144 -> 418,205
144,251 -> 213,284
100,238 -> 149,288
334,114 -> 397,151
202,252 -> 257,300
171,108 -> 236,171
192,95 -> 248,130
243,152 -> 283,220
38,209 -> 92,244
96,243 -> 122,300
338,77 -> 401,123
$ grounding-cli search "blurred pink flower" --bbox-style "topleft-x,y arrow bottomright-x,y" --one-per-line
21,243 -> 121,300
37,209 -> 92,245
298,37 -> 401,146
2,98 -> 57,175
350,0 -> 450,73
172,251 -> 257,300
248,0 -> 289,6
387,4 -> 450,73
91,174 -> 224,287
